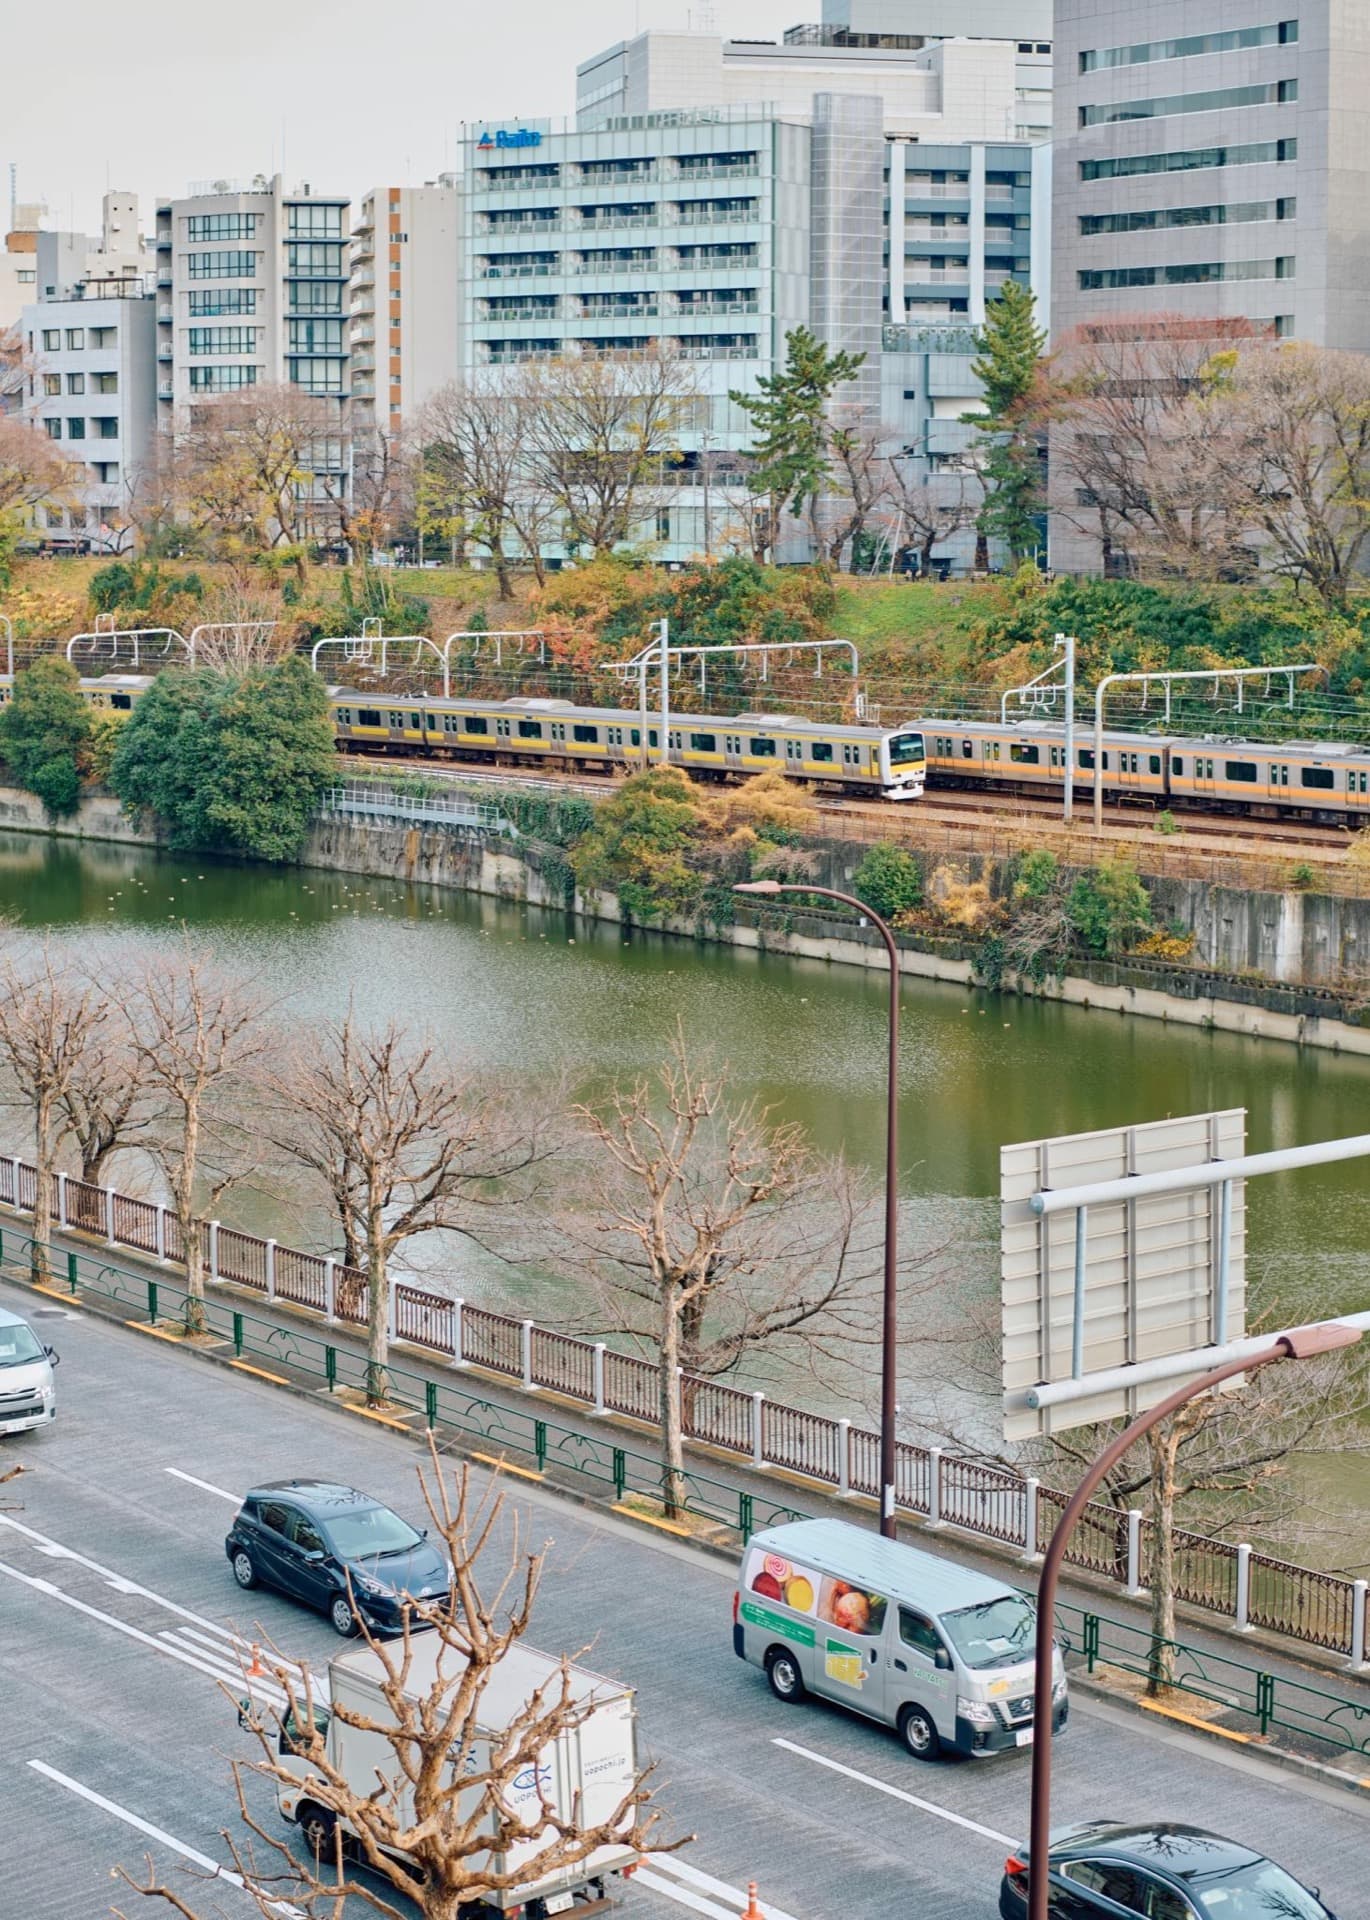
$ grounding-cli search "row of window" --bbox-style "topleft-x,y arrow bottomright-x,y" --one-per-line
928,735 -> 1369,790
188,366 -> 259,391
337,708 -> 869,763
1079,256 -> 1293,289
183,244 -> 346,279
188,328 -> 259,355
38,326 -> 118,351
43,371 -> 118,395
188,287 -> 256,315
1081,137 -> 1296,183
1080,198 -> 1295,235
286,204 -> 344,238
1080,78 -> 1297,126
1080,19 -> 1297,72
476,151 -> 762,188
43,417 -> 118,440
186,213 -> 260,241
483,198 -> 759,226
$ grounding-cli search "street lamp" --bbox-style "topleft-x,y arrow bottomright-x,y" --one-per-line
734,880 -> 902,1539
1024,1318 -> 1362,1920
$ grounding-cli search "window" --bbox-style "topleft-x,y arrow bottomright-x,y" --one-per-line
289,1514 -> 326,1555
187,212 -> 260,241
288,318 -> 345,354
287,203 -> 344,239
1082,137 -> 1295,182
748,736 -> 777,757
258,1501 -> 292,1536
1300,766 -> 1334,790
1081,21 -> 1297,70
90,461 -> 119,485
289,361 -> 344,394
1171,756 -> 1185,776
810,741 -> 834,763
288,281 -> 343,313
63,371 -> 85,395
1010,742 -> 1040,764
1080,200 -> 1288,235
286,242 -> 344,276
89,326 -> 117,347
464,715 -> 489,735
94,418 -> 118,439
189,366 -> 260,391
189,287 -> 257,316
517,719 -> 544,739
93,371 -> 118,394
66,417 -> 85,440
44,418 -> 61,440
899,1609 -> 947,1659
689,731 -> 717,753
572,723 -> 599,744
188,327 -> 260,355
1079,258 -> 1290,289
43,373 -> 60,396
41,329 -> 60,351
186,250 -> 259,278
358,708 -> 382,728
1149,754 -> 1162,776
1081,80 -> 1296,125
1226,760 -> 1259,783
16,269 -> 33,283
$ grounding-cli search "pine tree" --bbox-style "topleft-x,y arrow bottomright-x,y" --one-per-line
731,327 -> 865,554
964,282 -> 1049,567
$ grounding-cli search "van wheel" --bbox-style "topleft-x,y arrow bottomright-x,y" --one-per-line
899,1704 -> 940,1761
767,1649 -> 806,1704
329,1594 -> 359,1638
298,1803 -> 337,1858
231,1550 -> 258,1590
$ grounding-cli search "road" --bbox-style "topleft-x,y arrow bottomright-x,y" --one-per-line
4,1279 -> 1367,1920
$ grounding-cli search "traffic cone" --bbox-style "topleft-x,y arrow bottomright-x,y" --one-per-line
739,1883 -> 765,1919
245,1642 -> 266,1679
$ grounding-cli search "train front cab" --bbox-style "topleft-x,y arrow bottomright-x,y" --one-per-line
880,727 -> 926,798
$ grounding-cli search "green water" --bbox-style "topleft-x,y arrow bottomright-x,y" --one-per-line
5,828 -> 1370,1543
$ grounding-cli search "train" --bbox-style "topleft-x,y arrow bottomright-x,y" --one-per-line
20,673 -> 1370,821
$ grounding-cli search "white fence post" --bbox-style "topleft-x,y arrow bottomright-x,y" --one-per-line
751,1391 -> 765,1468
264,1239 -> 276,1304
57,1172 -> 68,1230
155,1205 -> 166,1263
450,1297 -> 465,1368
1023,1477 -> 1040,1561
5,1156 -> 17,1208
104,1184 -> 116,1248
927,1448 -> 944,1528
521,1319 -> 534,1391
385,1284 -> 396,1345
323,1257 -> 336,1324
1125,1510 -> 1145,1595
208,1220 -> 220,1285
836,1417 -> 851,1497
592,1343 -> 607,1416
1351,1581 -> 1368,1671
1234,1543 -> 1252,1632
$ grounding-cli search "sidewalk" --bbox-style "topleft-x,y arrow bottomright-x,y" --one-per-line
9,1208 -> 1370,1792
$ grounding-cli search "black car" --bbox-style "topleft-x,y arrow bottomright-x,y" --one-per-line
1000,1821 -> 1337,1920
225,1480 -> 451,1637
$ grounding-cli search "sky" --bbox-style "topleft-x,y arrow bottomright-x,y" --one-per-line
7,0 -> 805,237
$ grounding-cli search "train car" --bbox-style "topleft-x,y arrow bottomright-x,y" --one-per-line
921,718 -> 1169,804
1165,737 -> 1370,819
330,691 -> 927,798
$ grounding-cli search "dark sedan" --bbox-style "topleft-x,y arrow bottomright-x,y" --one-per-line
225,1480 -> 451,1637
1000,1821 -> 1337,1920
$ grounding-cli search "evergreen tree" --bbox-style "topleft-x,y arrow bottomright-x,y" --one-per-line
964,282 -> 1049,567
0,657 -> 92,816
731,327 -> 866,552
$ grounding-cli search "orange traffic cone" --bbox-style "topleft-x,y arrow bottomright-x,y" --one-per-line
739,1883 -> 765,1919
245,1642 -> 266,1679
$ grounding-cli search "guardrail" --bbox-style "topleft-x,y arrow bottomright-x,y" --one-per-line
3,1155 -> 1368,1669
318,784 -> 516,836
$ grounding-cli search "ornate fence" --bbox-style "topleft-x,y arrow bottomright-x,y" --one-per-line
10,1153 -> 1370,1669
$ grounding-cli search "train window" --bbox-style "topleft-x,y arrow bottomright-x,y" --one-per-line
726,736 -> 741,754
811,742 -> 834,763
961,739 -> 973,759
359,708 -> 382,728
409,713 -> 422,730
573,724 -> 598,744
669,730 -> 682,750
786,738 -> 802,760
1149,755 -> 1161,776
749,737 -> 777,757
518,720 -> 543,739
1078,749 -> 1094,770
690,732 -> 717,753
1009,743 -> 1040,765
1272,762 -> 1287,786
1226,760 -> 1258,783
551,722 -> 567,741
1354,771 -> 1369,794
1301,766 -> 1334,790
1171,756 -> 1184,776
334,707 -> 350,726
111,693 -> 133,711
496,717 -> 511,737
386,712 -> 404,728
466,716 -> 489,735
631,728 -> 642,747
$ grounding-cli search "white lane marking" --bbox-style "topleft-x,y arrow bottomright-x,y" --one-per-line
635,1866 -> 739,1918
0,1558 -> 289,1710
772,1738 -> 1016,1847
29,1761 -> 303,1917
173,1624 -> 312,1681
165,1466 -> 241,1504
650,1854 -> 804,1920
0,1513 -> 241,1643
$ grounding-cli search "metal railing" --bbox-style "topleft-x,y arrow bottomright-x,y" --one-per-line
3,1156 -> 1368,1669
319,784 -> 516,836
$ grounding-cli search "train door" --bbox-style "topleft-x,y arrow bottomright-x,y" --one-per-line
1193,753 -> 1217,796
1268,760 -> 1290,804
725,732 -> 743,772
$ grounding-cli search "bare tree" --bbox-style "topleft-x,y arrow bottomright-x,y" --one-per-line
814,410 -> 892,571
114,1452 -> 683,1920
54,1018 -> 155,1188
422,379 -> 557,592
186,577 -> 292,673
322,424 -> 414,563
128,958 -> 273,1335
523,350 -> 697,557
878,457 -> 978,577
0,414 -> 75,520
179,383 -> 335,570
565,1030 -> 884,1515
272,1015 -> 554,1402
0,945 -> 108,1283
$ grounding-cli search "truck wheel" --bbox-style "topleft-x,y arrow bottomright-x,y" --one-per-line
298,1803 -> 336,1858
231,1550 -> 258,1590
899,1704 -> 940,1761
766,1649 -> 806,1704
329,1594 -> 359,1638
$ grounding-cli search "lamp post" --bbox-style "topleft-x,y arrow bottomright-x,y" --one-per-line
734,880 -> 902,1539
1024,1318 -> 1361,1920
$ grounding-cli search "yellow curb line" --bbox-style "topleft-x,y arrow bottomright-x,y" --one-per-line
29,1283 -> 75,1301
611,1503 -> 694,1539
230,1359 -> 291,1386
133,1323 -> 186,1345
1138,1698 -> 1252,1744
472,1451 -> 545,1483
344,1403 -> 416,1433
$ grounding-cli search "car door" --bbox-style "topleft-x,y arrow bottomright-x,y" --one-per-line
811,1574 -> 889,1718
259,1502 -> 315,1608
285,1511 -> 337,1613
892,1606 -> 955,1735
1060,1859 -> 1150,1915
251,1499 -> 298,1597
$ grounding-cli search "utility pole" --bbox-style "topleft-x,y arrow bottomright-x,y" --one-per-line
1055,632 -> 1076,825
658,616 -> 670,766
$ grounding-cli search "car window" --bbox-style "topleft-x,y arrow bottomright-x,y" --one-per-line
258,1501 -> 292,1536
1065,1860 -> 1147,1912
1193,1863 -> 1329,1918
290,1515 -> 326,1555
899,1608 -> 945,1658
324,1504 -> 422,1559
1146,1885 -> 1195,1920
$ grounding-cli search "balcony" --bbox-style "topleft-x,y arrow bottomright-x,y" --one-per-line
571,256 -> 658,275
481,217 -> 561,237
157,272 -> 173,289
674,162 -> 760,182
352,376 -> 375,396
903,224 -> 971,246
905,182 -> 970,200
674,205 -> 759,226
157,305 -> 173,323
158,383 -> 173,399
157,343 -> 174,361
352,350 -> 375,373
578,302 -> 659,320
673,297 -> 760,317
573,165 -> 658,189
576,212 -> 659,232
906,266 -> 971,284
672,341 -> 759,361
480,262 -> 559,279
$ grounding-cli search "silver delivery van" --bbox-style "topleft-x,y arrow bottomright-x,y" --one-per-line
0,1306 -> 59,1434
733,1517 -> 1066,1760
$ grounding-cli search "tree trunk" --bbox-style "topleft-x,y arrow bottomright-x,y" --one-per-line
659,1287 -> 686,1520
492,542 -> 513,600
365,1191 -> 389,1406
180,1101 -> 205,1335
1146,1422 -> 1181,1695
974,528 -> 990,572
31,1087 -> 55,1285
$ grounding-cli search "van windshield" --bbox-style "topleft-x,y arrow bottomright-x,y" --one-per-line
0,1323 -> 43,1367
941,1594 -> 1036,1669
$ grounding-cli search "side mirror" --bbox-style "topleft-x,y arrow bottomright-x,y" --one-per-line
935,1646 -> 954,1671
304,1549 -> 325,1563
45,1347 -> 60,1365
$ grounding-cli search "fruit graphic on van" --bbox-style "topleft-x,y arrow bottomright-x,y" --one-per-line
784,1575 -> 814,1612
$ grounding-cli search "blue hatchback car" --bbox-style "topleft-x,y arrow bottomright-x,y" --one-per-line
225,1480 -> 451,1637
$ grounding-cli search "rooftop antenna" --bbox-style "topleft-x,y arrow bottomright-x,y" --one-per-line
8,164 -> 15,233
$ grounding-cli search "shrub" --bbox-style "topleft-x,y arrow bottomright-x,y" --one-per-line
0,656 -> 92,816
1068,857 -> 1153,956
1154,810 -> 1179,837
853,841 -> 923,920
1012,847 -> 1059,901
570,765 -> 709,923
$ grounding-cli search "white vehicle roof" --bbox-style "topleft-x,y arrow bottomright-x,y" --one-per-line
330,1635 -> 631,1720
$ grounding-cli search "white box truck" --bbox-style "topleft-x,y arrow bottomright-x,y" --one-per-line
273,1634 -> 642,1917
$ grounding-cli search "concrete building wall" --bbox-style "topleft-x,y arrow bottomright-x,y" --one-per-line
825,0 -> 1053,39
349,179 -> 460,442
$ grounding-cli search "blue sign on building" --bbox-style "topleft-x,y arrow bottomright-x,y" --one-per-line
477,128 -> 543,150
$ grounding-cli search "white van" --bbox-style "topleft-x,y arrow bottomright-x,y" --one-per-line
0,1306 -> 59,1433
733,1518 -> 1067,1761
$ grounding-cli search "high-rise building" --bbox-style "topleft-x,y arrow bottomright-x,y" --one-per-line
349,178 -> 462,445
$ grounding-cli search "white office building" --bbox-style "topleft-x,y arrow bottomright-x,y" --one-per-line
349,178 -> 462,442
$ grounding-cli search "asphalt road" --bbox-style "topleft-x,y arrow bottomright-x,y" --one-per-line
4,1279 -> 1368,1920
